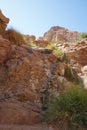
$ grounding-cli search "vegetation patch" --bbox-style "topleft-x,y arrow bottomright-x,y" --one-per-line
27,42 -> 37,47
77,33 -> 87,41
45,86 -> 87,130
45,42 -> 57,50
64,65 -> 82,85
53,49 -> 63,57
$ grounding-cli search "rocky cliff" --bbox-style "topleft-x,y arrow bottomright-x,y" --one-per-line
0,34 -> 80,125
66,39 -> 87,66
0,11 -> 86,130
43,26 -> 80,43
66,39 -> 87,89
55,38 -> 87,89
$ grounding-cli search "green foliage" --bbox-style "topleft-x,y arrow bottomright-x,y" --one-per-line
53,49 -> 63,57
27,42 -> 37,47
45,43 -> 64,59
77,33 -> 87,41
46,87 -> 87,129
64,65 -> 82,85
45,42 -> 57,50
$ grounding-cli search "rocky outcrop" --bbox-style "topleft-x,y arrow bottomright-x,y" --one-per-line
78,65 -> 87,89
66,38 -> 87,66
43,26 -> 80,43
34,40 -> 49,47
54,38 -> 87,67
23,35 -> 36,43
0,10 -> 9,33
0,35 -> 11,64
55,38 -> 87,89
0,102 -> 40,125
0,11 -> 84,128
0,34 -> 80,125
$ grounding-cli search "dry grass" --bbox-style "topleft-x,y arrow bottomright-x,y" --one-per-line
2,28 -> 25,45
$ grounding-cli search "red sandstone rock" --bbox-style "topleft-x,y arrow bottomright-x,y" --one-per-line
66,38 -> 87,66
0,35 -> 11,64
43,26 -> 80,43
0,16 -> 82,126
0,102 -> 40,125
0,10 -> 9,33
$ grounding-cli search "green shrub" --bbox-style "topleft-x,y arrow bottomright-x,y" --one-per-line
64,65 -> 82,85
27,42 -> 37,47
53,49 -> 63,57
46,87 -> 87,129
45,42 -> 57,50
77,33 -> 87,41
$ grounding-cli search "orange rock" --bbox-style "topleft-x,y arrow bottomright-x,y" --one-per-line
0,35 -> 11,64
43,26 -> 80,43
0,102 -> 40,125
67,39 -> 87,66
0,10 -> 9,33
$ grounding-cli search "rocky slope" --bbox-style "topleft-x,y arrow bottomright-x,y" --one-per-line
54,38 -> 87,89
66,39 -> 87,89
23,34 -> 36,43
43,26 -> 80,43
66,38 -> 87,66
0,10 -> 87,130
0,35 -> 80,124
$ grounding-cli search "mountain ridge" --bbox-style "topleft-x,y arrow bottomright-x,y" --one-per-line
42,26 -> 80,43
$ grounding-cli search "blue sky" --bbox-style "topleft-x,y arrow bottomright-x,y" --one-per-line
0,0 -> 87,38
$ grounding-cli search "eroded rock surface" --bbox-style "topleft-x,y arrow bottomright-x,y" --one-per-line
0,10 -> 9,33
0,35 -> 11,64
0,11 -> 85,128
0,35 -> 80,125
43,26 -> 80,43
66,39 -> 87,66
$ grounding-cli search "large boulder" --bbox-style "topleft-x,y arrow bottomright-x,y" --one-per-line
0,102 -> 40,124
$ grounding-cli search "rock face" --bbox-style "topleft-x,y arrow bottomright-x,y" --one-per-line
0,102 -> 40,125
0,10 -> 9,33
0,34 -> 80,125
78,65 -> 87,89
0,11 -> 85,128
66,38 -> 87,66
43,26 -> 80,43
67,39 -> 87,90
23,34 -> 36,43
0,35 -> 11,64
55,38 -> 87,89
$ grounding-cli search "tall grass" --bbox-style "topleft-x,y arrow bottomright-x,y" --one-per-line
45,86 -> 87,129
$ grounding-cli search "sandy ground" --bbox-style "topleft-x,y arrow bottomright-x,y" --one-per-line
0,124 -> 53,130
